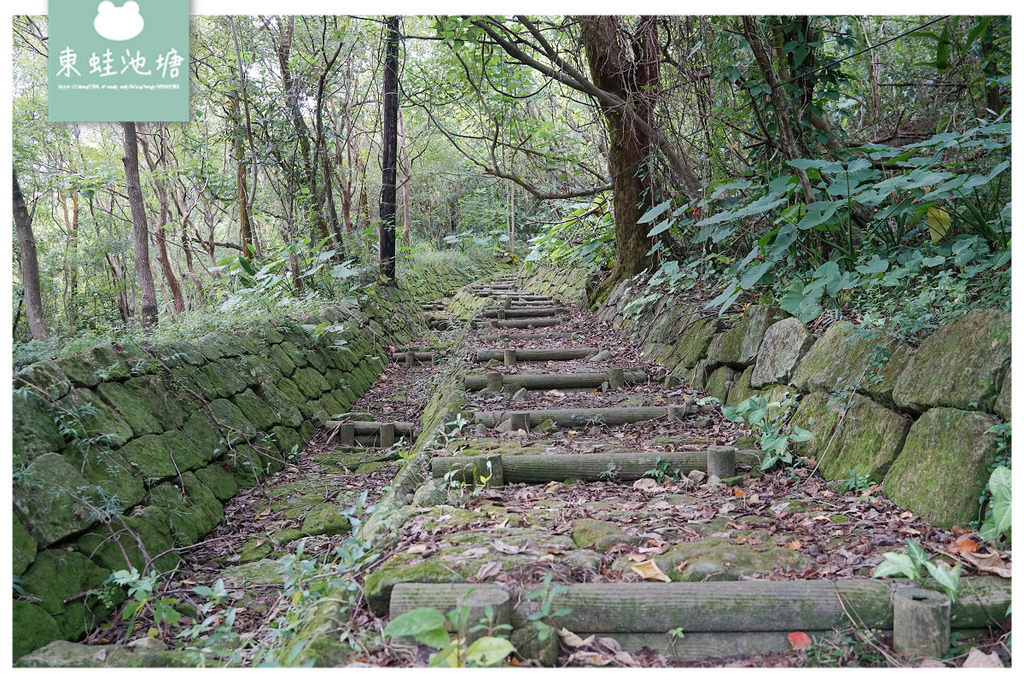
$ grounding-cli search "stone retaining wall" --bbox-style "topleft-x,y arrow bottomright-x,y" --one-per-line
523,265 -> 1010,530
10,259 -> 496,660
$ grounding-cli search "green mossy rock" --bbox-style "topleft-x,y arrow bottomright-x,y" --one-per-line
229,445 -> 266,488
750,318 -> 815,388
15,361 -> 72,400
301,502 -> 353,536
726,367 -> 757,406
258,385 -> 301,428
293,367 -> 330,399
95,381 -> 163,436
232,389 -> 278,431
219,559 -> 284,588
267,344 -> 296,376
21,549 -> 113,641
994,367 -> 1010,420
882,408 -> 1001,528
791,321 -> 911,403
12,601 -> 63,662
181,409 -> 224,453
87,344 -> 131,380
705,365 -> 739,403
571,518 -> 638,550
706,306 -> 786,368
363,557 -> 468,614
671,318 -> 722,370
16,639 -> 181,667
789,392 -> 843,460
12,390 -> 65,466
116,434 -> 174,481
235,537 -> 276,563
124,376 -> 186,430
278,340 -> 308,368
182,471 -> 225,528
209,398 -> 256,438
74,513 -> 179,574
656,536 -> 805,581
62,444 -> 145,511
147,482 -> 214,546
261,325 -> 285,344
161,428 -> 212,471
818,394 -> 911,483
238,354 -> 283,385
892,309 -> 1011,413
207,361 -> 250,397
13,516 -> 37,576
195,332 -> 238,361
13,452 -> 96,547
55,355 -> 100,387
269,426 -> 304,461
60,387 -> 134,447
151,340 -> 206,366
355,461 -> 387,474
194,463 -> 238,501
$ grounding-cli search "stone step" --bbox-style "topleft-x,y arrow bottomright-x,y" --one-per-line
430,448 -> 759,483
473,348 -> 598,362
464,369 -> 646,392
471,404 -> 701,428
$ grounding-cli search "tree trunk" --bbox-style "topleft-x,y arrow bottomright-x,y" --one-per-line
378,16 -> 399,280
580,16 -> 658,282
139,124 -> 185,316
399,112 -> 412,248
121,121 -> 158,328
229,94 -> 254,258
13,168 -> 48,340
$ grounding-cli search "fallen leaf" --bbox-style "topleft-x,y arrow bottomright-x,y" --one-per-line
633,478 -> 662,491
962,550 -> 1012,578
733,487 -> 746,498
476,560 -> 502,580
627,553 -> 647,563
406,543 -> 430,555
491,540 -> 525,555
93,649 -> 107,661
557,628 -> 592,649
630,559 -> 671,582
962,648 -> 1003,668
784,540 -> 802,550
951,535 -> 979,554
787,632 -> 813,651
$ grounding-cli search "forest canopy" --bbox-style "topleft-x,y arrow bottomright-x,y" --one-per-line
12,15 -> 1011,363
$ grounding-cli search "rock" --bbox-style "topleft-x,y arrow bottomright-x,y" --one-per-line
705,306 -> 786,368
148,482 -> 216,545
12,390 -> 65,466
21,549 -> 113,640
74,513 -> 179,574
687,470 -> 707,485
12,601 -> 63,662
412,479 -> 448,506
994,367 -> 1010,421
512,387 -> 531,402
882,408 -> 1001,528
656,536 -> 804,581
670,318 -> 722,370
300,502 -> 353,536
571,518 -> 637,550
59,387 -> 134,447
587,426 -> 602,436
817,394 -> 911,484
751,318 -> 815,388
789,392 -> 844,460
705,474 -> 721,487
477,388 -> 496,399
790,321 -> 912,403
495,419 -> 513,433
726,367 -> 756,406
356,461 -> 387,474
232,389 -> 279,431
235,537 -> 275,563
14,361 -> 71,400
892,309 -> 1010,414
705,366 -> 738,403
473,423 -> 489,436
14,452 -> 97,547
591,350 -> 613,362
127,637 -> 168,652
209,398 -> 256,437
13,516 -> 37,576
219,559 -> 285,588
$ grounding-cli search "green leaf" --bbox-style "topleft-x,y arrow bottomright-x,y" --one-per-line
740,261 -> 773,289
790,425 -> 815,443
855,256 -> 889,275
464,636 -> 516,666
638,199 -> 672,225
383,607 -> 446,639
924,561 -> 961,603
872,552 -> 919,581
418,626 -> 454,649
906,539 -> 928,568
646,218 -> 674,237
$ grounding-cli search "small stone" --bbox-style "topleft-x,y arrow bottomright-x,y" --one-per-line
473,424 -> 488,436
128,637 -> 168,652
496,419 -> 513,433
693,416 -> 712,429
600,381 -> 610,392
687,470 -> 707,485
587,426 -> 601,436
477,388 -> 496,399
706,474 -> 721,487
591,350 -> 612,362
512,387 -> 531,402
412,479 -> 447,507
537,418 -> 557,433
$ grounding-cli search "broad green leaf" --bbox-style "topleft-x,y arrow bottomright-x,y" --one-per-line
646,218 -> 674,237
906,539 -> 928,567
383,607 -> 446,638
638,199 -> 672,224
790,425 -> 815,442
924,561 -> 961,602
855,256 -> 889,275
464,636 -> 516,666
872,552 -> 919,580
740,261 -> 773,289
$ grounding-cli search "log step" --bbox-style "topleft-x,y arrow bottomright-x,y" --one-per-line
472,317 -> 562,329
481,307 -> 566,318
388,577 -> 1010,633
325,420 -> 418,435
464,370 -> 646,391
430,449 -> 760,483
391,351 -> 437,365
472,404 -> 694,428
473,348 -> 598,362
427,318 -> 458,330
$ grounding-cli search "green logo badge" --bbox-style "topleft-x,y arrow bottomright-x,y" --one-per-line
48,1 -> 189,122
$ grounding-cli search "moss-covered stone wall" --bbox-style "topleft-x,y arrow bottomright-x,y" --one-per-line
10,259 -> 495,661
522,266 -> 1010,530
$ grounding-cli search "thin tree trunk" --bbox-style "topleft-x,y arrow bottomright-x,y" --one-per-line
138,124 -> 184,316
399,113 -> 412,248
13,168 -> 48,340
379,16 -> 400,279
229,95 -> 254,258
121,122 -> 158,328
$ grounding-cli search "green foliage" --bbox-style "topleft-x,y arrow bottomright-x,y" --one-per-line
840,468 -> 876,494
723,394 -> 812,470
105,568 -> 182,642
872,539 -> 962,603
525,197 -> 615,273
801,628 -> 889,667
979,466 -> 1011,544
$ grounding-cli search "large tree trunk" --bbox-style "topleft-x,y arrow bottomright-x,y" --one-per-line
580,16 -> 659,282
378,16 -> 399,280
13,168 -> 48,340
139,124 -> 185,316
399,113 -> 412,248
121,122 -> 158,329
